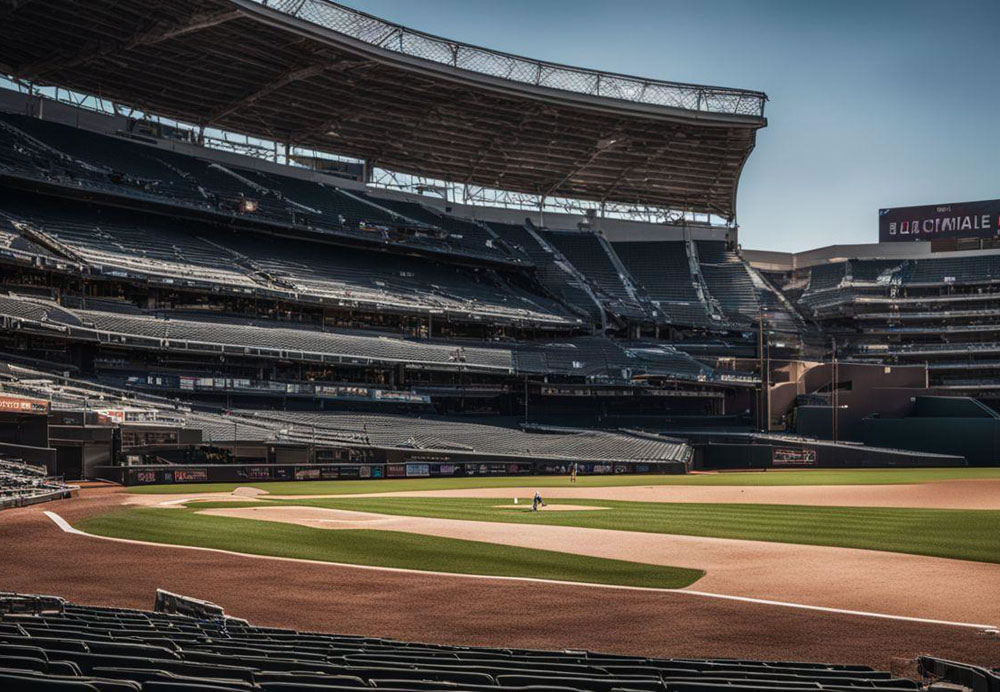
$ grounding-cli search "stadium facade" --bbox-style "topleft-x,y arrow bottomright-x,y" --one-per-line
0,0 -> 996,481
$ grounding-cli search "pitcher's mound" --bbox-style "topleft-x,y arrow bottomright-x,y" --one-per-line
493,504 -> 608,511
231,486 -> 270,497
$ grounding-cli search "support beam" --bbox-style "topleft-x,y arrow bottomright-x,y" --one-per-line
1,0 -> 34,18
205,63 -> 328,126
542,130 -> 626,199
600,130 -> 681,205
462,107 -> 546,186
17,9 -> 241,80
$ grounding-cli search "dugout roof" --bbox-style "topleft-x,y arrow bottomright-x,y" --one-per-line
0,0 -> 767,219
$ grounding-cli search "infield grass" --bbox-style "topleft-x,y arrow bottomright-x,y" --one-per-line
125,467 -> 1000,495
75,507 -> 703,589
202,496 -> 1000,564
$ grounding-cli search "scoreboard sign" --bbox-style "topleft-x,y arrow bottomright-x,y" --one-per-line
879,199 -> 1000,242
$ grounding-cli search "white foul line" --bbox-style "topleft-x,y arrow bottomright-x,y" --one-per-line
42,511 -> 997,631
44,510 -> 87,535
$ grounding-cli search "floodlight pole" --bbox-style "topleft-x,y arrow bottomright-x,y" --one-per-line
831,338 -> 838,443
523,375 -> 529,423
757,306 -> 766,432
765,319 -> 771,432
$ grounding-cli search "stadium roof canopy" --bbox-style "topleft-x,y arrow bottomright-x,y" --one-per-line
0,0 -> 767,219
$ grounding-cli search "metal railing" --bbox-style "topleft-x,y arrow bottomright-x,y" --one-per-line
253,0 -> 766,118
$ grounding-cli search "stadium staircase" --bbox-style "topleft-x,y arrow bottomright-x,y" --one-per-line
486,221 -> 606,329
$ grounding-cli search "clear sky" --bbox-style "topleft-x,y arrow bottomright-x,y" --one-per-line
337,0 -> 999,251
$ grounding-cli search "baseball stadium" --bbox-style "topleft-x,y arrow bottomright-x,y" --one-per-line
0,1 -> 998,689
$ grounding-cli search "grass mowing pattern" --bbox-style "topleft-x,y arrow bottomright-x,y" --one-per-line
227,497 -> 1000,564
75,507 -> 703,589
125,467 -> 1000,495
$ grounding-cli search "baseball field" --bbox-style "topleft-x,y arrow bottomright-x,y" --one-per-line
4,467 -> 999,669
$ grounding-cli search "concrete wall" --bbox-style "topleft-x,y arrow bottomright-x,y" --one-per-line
863,417 -> 1000,466
743,242 -> 1000,272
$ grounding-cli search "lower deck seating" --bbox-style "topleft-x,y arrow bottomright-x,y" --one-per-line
0,458 -> 72,510
0,592 -> 942,691
235,410 -> 691,462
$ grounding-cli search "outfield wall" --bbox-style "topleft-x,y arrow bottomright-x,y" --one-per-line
863,418 -> 1000,467
95,459 -> 688,486
691,437 -> 964,470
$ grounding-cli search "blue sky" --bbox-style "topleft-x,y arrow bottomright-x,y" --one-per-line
338,0 -> 999,251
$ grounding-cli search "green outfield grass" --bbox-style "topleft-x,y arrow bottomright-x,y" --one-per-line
75,507 -> 703,589
125,467 -> 1000,495
198,496 -> 1000,564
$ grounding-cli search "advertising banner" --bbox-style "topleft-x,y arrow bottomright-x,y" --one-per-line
0,395 -> 50,414
879,199 -> 1000,242
173,468 -> 208,482
772,447 -> 818,466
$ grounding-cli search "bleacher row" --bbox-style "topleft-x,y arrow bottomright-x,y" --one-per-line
0,113 -> 520,267
227,410 -> 692,463
1,592 -> 988,692
0,292 -> 733,383
484,222 -> 605,325
0,457 -> 72,509
541,230 -> 648,322
802,255 -> 1000,299
482,227 -> 797,333
0,192 -> 577,329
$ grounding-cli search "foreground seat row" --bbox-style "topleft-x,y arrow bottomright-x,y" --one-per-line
0,592 -> 995,691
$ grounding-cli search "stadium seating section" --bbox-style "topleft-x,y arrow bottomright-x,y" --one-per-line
0,362 -> 693,465
2,591 -> 980,692
0,113 -> 517,266
542,230 -> 648,321
779,254 -> 1000,392
0,112 -> 803,336
227,410 -> 691,463
0,457 -> 72,509
0,291 -> 736,384
0,110 -> 826,452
